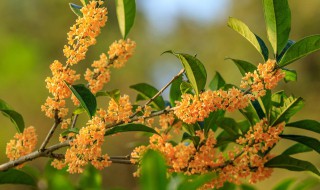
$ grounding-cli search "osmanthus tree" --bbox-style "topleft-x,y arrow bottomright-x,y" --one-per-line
0,0 -> 319,189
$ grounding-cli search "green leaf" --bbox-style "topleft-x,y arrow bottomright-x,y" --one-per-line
116,0 -> 136,39
277,40 -> 295,61
180,81 -> 193,94
44,160 -> 73,189
227,17 -> 269,61
292,178 -> 320,190
0,99 -> 25,132
217,117 -> 240,137
286,119 -> 320,134
182,133 -> 200,147
279,35 -> 320,67
69,3 -> 83,17
208,71 -> 225,90
61,128 -> 79,137
280,134 -> 320,154
241,184 -> 257,190
272,178 -> 295,190
265,155 -> 320,176
260,90 -> 272,119
251,99 -> 266,119
105,123 -> 159,136
263,0 -> 291,55
204,110 -> 225,134
177,173 -> 216,190
130,83 -> 165,110
220,182 -> 236,190
282,68 -> 297,82
282,143 -> 313,155
140,150 -> 168,190
80,0 -> 89,6
237,120 -> 251,135
0,169 -> 36,186
216,131 -> 237,149
226,58 -> 257,76
66,83 -> 97,118
170,75 -> 183,106
163,51 -> 207,95
270,96 -> 304,126
78,165 -> 102,189
239,102 -> 260,127
73,107 -> 85,115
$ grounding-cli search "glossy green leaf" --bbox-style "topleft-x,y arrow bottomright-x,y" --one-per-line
279,35 -> 320,67
177,173 -> 216,190
239,102 -> 260,126
0,169 -> 36,186
140,150 -> 168,190
282,143 -> 313,155
105,123 -> 159,136
280,134 -> 320,154
180,81 -> 193,94
69,3 -> 83,17
265,155 -> 320,176
226,58 -> 257,76
66,83 -> 97,118
227,17 -> 269,61
79,165 -> 102,189
0,99 -> 25,132
260,90 -> 272,119
80,0 -> 89,6
286,119 -> 320,134
116,0 -> 136,39
208,71 -> 225,90
251,99 -> 266,119
277,40 -> 295,61
272,178 -> 295,190
164,51 -> 207,95
130,83 -> 165,110
282,68 -> 297,82
170,75 -> 183,106
270,96 -> 304,126
263,0 -> 291,55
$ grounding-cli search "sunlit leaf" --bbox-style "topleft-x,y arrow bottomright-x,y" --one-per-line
277,40 -> 295,61
0,99 -> 25,133
105,123 -> 159,136
170,75 -> 183,106
209,71 -> 225,90
163,51 -> 207,95
282,143 -> 313,155
180,81 -> 193,94
282,68 -> 297,83
279,35 -> 320,67
66,83 -> 97,118
130,83 -> 165,110
0,169 -> 36,186
239,103 -> 260,127
265,155 -> 320,176
286,119 -> 320,134
116,0 -> 136,38
226,58 -> 257,76
260,90 -> 272,119
227,17 -> 269,61
280,134 -> 320,153
263,0 -> 291,55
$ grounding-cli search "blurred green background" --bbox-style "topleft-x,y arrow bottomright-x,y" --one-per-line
0,0 -> 319,189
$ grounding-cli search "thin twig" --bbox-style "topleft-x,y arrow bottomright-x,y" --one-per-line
71,114 -> 79,129
109,159 -> 133,165
0,141 -> 70,171
109,155 -> 131,160
39,111 -> 62,151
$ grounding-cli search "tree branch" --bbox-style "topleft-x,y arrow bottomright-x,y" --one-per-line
39,111 -> 62,151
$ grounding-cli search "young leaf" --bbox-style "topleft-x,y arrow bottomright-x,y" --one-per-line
66,83 -> 97,118
270,96 -> 304,126
227,17 -> 269,61
0,99 -> 25,133
282,68 -> 297,82
105,123 -> 159,136
280,134 -> 320,154
279,35 -> 320,67
69,3 -> 83,17
282,143 -> 313,155
0,169 -> 36,186
226,58 -> 257,76
170,75 -> 183,106
116,0 -> 136,39
286,119 -> 320,134
130,83 -> 165,110
140,150 -> 168,190
272,178 -> 295,190
180,81 -> 193,94
263,0 -> 291,55
208,71 -> 225,90
163,51 -> 207,95
265,155 -> 320,176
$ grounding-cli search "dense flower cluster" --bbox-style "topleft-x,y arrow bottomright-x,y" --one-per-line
108,39 -> 136,68
241,59 -> 285,98
174,59 -> 285,124
102,95 -> 133,123
52,116 -> 111,173
6,126 -> 38,168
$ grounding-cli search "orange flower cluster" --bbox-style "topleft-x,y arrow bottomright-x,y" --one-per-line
6,126 -> 38,168
64,0 -> 108,66
101,95 -> 133,123
85,53 -> 111,94
241,59 -> 285,98
175,59 -> 284,124
108,39 -> 136,68
52,116 -> 111,173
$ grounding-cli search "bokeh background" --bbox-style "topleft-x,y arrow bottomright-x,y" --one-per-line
0,0 -> 319,189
